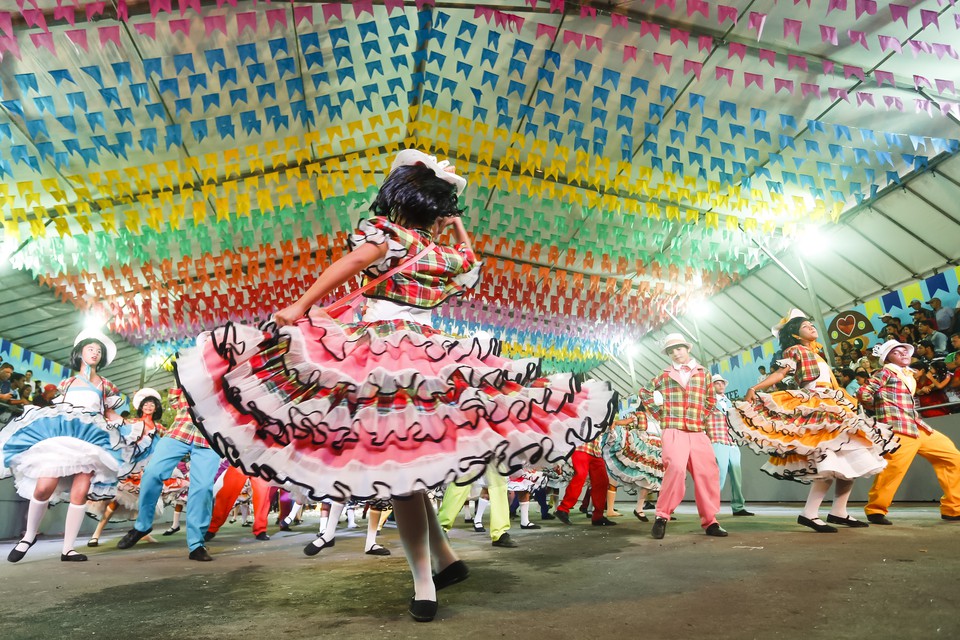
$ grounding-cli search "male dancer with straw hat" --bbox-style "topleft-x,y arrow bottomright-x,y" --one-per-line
707,374 -> 754,517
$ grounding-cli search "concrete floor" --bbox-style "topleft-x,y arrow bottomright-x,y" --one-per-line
1,502 -> 958,640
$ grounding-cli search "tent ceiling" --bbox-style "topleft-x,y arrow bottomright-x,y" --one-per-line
0,0 -> 958,394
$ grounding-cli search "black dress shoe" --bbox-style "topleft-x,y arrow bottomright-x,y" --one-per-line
472,523 -> 486,533
255,532 -> 270,541
826,514 -> 869,528
633,510 -> 649,522
705,523 -> 728,537
643,501 -> 656,510
520,522 -> 541,529
86,538 -> 99,547
61,550 -> 88,562
162,526 -> 180,536
540,512 -> 556,520
866,513 -> 893,525
592,517 -> 617,526
651,517 -> 667,539
732,509 -> 755,516
408,597 -> 438,622
117,527 -> 152,549
491,533 -> 518,548
941,514 -> 960,521
304,536 -> 335,556
364,545 -> 391,556
554,510 -> 571,525
203,531 -> 216,542
797,515 -> 838,533
433,559 -> 469,590
7,538 -> 37,563
278,524 -> 292,532
189,546 -> 213,561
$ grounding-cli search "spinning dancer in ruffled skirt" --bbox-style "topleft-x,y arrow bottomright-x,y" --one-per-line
602,407 -> 664,522
729,310 -> 898,533
176,150 -> 617,621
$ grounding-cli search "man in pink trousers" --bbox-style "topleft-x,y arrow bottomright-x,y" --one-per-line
638,333 -> 727,539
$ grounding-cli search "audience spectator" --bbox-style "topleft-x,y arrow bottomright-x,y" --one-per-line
30,383 -> 59,407
4,373 -> 29,407
838,368 -> 860,396
928,298 -> 955,333
756,365 -> 767,382
908,299 -> 935,323
22,369 -> 33,389
880,315 -> 902,330
918,319 -> 948,355
946,334 -> 960,373
916,340 -> 940,364
899,324 -> 921,345
915,360 -> 952,418
0,363 -> 15,403
854,369 -> 871,389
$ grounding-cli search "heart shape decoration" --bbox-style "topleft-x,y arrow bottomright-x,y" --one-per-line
837,314 -> 856,337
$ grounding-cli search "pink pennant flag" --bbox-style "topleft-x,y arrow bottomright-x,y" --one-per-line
475,6 -> 493,22
236,11 -> 257,33
687,0 -> 708,18
783,18 -> 802,44
549,0 -> 564,12
584,35 -> 603,51
931,43 -> 955,60
179,0 -> 200,15
920,10 -> 939,30
883,95 -> 902,111
717,5 -> 737,25
65,28 -> 88,51
670,28 -> 689,47
913,75 -> 932,90
698,35 -> 712,52
509,15 -> 525,32
874,70 -> 895,87
293,5 -> 313,24
623,45 -> 638,62
384,0 -> 404,14
826,0 -> 846,15
683,59 -> 703,79
562,30 -> 583,48
848,30 -> 868,49
908,40 -> 930,57
727,41 -> 746,61
0,11 -> 13,36
940,103 -> 959,117
53,4 -> 76,25
828,87 -> 849,102
169,18 -> 190,35
639,21 -> 660,40
774,78 -> 794,94
787,54 -> 808,71
843,64 -> 865,81
579,5 -> 596,18
878,35 -> 901,53
715,66 -> 734,86
321,3 -> 342,22
758,48 -> 776,67
820,25 -> 838,45
822,59 -> 835,74
855,0 -> 876,18
536,23 -> 557,40
86,1 -> 106,21
744,72 -> 764,89
915,99 -> 932,116
0,35 -> 22,59
266,8 -> 287,30
611,13 -> 629,29
29,30 -> 56,54
117,0 -> 128,21
936,79 -> 956,95
99,25 -> 121,48
353,0 -> 374,18
653,53 -> 672,72
856,92 -> 875,107
148,0 -> 171,18
747,12 -> 767,39
204,14 -> 227,36
21,8 -> 46,31
134,22 -> 157,39
800,82 -> 820,98
889,4 -> 909,26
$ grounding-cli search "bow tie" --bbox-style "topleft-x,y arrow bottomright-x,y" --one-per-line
679,365 -> 691,373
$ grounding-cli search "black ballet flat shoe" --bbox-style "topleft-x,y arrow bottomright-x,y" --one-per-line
472,523 -> 486,533
7,538 -> 37,563
540,512 -> 556,520
408,597 -> 438,622
554,510 -> 571,525
304,536 -> 335,557
491,533 -> 518,548
941,514 -> 960,521
203,531 -> 216,542
592,517 -> 617,527
797,515 -> 838,533
278,524 -> 292,532
162,526 -> 180,536
826,514 -> 869,528
86,538 -> 99,547
867,513 -> 893,525
188,546 -> 213,562
643,500 -> 656,510
255,532 -> 270,541
732,509 -> 755,517
705,523 -> 728,537
433,560 -> 469,590
520,522 -> 541,530
61,550 -> 88,562
651,517 -> 668,539
364,544 -> 391,556
117,527 -> 152,549
633,510 -> 649,522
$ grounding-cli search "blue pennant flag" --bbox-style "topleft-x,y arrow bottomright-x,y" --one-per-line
204,48 -> 226,70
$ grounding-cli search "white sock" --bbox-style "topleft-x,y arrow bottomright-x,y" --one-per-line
830,479 -> 855,518
13,498 -> 49,553
285,502 -> 302,524
171,508 -> 182,529
346,506 -> 357,528
62,504 -> 87,555
318,515 -> 328,534
802,479 -> 833,521
365,511 -> 380,551
519,501 -> 531,526
462,502 -> 474,521
393,493 -> 437,601
324,502 -> 344,540
474,498 -> 489,525
240,504 -> 250,523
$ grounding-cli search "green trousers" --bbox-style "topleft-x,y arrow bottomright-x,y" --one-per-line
437,467 -> 510,542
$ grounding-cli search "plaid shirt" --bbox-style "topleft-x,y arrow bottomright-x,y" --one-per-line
706,393 -> 736,445
162,388 -> 210,448
638,366 -> 715,433
858,367 -> 932,438
576,438 -> 603,457
348,217 -> 479,309
778,345 -> 825,387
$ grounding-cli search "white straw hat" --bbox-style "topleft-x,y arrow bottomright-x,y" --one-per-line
132,387 -> 162,412
771,308 -> 808,338
74,329 -> 117,367
872,339 -> 914,363
390,149 -> 467,195
661,332 -> 693,354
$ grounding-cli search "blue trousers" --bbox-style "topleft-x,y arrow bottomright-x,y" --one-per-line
135,437 -> 221,551
712,443 -> 746,513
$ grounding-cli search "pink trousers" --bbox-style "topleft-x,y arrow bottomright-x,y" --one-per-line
655,429 -> 721,528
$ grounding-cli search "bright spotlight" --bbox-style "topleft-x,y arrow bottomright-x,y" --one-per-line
687,297 -> 711,318
84,314 -> 107,331
624,340 -> 639,358
796,226 -> 832,254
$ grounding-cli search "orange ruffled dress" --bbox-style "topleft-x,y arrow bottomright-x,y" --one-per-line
728,345 -> 898,483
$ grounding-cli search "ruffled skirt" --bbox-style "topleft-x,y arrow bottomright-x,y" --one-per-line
729,387 -> 899,483
602,425 -> 664,492
87,469 -> 189,521
507,468 -> 547,492
176,310 -> 617,502
0,404 -> 148,502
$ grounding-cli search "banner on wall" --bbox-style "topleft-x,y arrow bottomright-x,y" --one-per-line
826,310 -> 876,353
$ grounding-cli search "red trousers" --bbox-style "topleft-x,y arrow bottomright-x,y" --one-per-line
559,451 -> 609,521
208,467 -> 270,536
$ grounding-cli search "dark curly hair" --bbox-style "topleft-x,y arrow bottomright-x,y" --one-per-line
369,163 -> 464,230
70,338 -> 108,371
137,396 -> 163,421
777,316 -> 814,351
